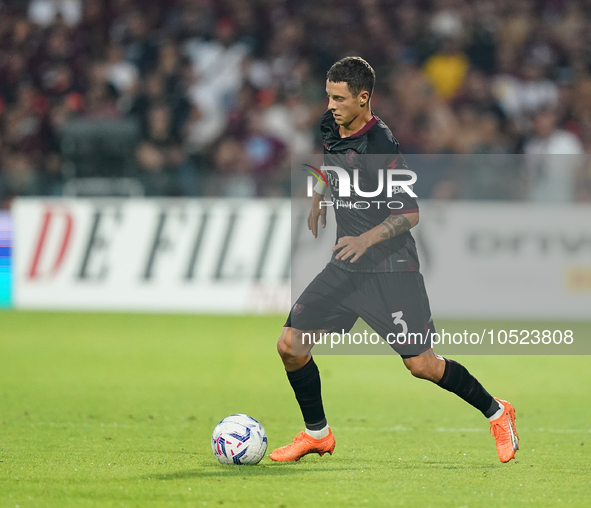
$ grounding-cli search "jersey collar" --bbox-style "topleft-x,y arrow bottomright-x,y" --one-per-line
334,112 -> 378,139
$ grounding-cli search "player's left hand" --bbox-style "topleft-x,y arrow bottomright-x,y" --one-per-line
332,236 -> 370,263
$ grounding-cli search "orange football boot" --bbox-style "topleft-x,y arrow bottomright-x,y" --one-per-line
270,428 -> 336,462
490,398 -> 519,463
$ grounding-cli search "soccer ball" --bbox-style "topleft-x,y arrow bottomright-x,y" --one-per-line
211,414 -> 268,465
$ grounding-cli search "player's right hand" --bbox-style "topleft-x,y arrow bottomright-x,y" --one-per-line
307,193 -> 327,238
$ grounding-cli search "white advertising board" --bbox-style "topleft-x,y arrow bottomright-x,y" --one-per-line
13,199 -> 291,313
414,202 -> 591,319
12,198 -> 591,318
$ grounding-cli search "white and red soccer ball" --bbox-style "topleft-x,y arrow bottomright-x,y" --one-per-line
211,414 -> 267,465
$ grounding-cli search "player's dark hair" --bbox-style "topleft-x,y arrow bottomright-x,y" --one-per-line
327,57 -> 375,99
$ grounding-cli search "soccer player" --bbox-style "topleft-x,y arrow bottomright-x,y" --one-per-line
270,57 -> 519,464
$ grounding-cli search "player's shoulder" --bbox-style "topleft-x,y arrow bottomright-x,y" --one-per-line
320,109 -> 335,130
367,115 -> 401,154
320,109 -> 338,143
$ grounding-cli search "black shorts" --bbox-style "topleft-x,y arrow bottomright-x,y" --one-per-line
286,263 -> 434,358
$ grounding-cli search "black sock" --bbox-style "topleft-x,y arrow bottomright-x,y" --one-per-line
437,358 -> 500,418
286,357 -> 327,430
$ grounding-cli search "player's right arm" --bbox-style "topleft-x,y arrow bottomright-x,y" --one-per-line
307,191 -> 327,238
307,166 -> 329,238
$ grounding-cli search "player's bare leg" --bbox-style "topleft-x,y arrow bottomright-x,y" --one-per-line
402,348 -> 519,463
276,325 -> 313,371
271,326 -> 336,462
401,347 -> 445,382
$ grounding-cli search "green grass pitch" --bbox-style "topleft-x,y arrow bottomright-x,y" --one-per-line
0,311 -> 590,507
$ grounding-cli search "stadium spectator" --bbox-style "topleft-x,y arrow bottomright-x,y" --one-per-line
184,16 -> 250,129
243,109 -> 288,196
28,0 -> 82,27
524,108 -> 585,202
423,36 -> 470,101
104,44 -> 139,100
207,138 -> 255,198
493,58 -> 559,128
136,141 -> 169,196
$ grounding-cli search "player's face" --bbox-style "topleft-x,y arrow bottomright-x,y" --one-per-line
326,81 -> 369,127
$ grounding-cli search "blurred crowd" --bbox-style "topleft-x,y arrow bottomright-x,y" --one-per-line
2,0 -> 591,206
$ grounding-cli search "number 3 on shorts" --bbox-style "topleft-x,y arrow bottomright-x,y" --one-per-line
391,311 -> 408,335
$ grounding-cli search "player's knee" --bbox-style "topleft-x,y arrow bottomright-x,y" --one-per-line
276,330 -> 293,360
406,358 -> 436,381
409,365 -> 429,380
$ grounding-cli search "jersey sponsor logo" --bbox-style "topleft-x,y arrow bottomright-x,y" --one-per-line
388,157 -> 398,169
292,303 -> 305,315
346,148 -> 358,166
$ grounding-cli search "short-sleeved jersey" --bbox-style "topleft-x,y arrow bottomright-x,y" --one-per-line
320,109 -> 420,273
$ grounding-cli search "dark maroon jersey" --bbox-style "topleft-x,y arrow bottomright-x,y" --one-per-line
320,109 -> 420,273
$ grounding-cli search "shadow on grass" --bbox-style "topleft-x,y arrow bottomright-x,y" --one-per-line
142,458 -> 500,481
143,462 -> 357,480
398,462 -> 498,470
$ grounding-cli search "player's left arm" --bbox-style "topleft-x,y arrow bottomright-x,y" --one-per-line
332,211 -> 419,263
